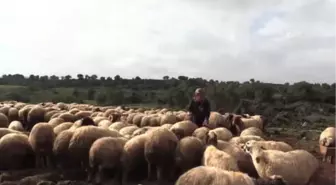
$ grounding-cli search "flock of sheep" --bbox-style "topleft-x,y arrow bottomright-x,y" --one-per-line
0,101 -> 334,185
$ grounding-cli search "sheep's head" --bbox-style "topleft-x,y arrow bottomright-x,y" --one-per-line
205,131 -> 218,146
254,175 -> 287,185
246,145 -> 267,164
81,117 -> 95,126
243,140 -> 257,153
321,137 -> 335,147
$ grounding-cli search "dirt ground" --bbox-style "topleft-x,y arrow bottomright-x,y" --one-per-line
0,129 -> 334,185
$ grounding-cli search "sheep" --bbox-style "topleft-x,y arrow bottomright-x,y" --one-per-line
192,127 -> 210,144
8,121 -> 24,132
88,137 -> 128,184
175,166 -> 287,185
203,132 -> 239,171
161,123 -> 173,130
29,122 -> 56,168
144,127 -> 178,183
74,111 -> 92,119
132,114 -> 145,127
119,125 -> 139,137
18,105 -> 32,127
209,127 -> 233,141
7,107 -> 19,122
206,131 -> 259,178
160,114 -> 178,125
230,135 -> 265,148
170,120 -> 198,139
97,120 -> 112,129
175,136 -> 204,174
44,110 -> 60,122
208,111 -> 231,129
53,130 -> 75,169
53,122 -> 73,136
109,121 -> 131,131
0,113 -> 9,128
131,127 -> 155,137
58,113 -> 77,122
240,127 -> 264,137
230,114 -> 265,132
246,145 -> 319,185
48,118 -> 65,128
68,126 -> 122,170
319,127 -> 335,147
244,140 -> 293,152
27,106 -> 46,131
121,134 -> 148,184
0,128 -> 22,139
0,133 -> 35,170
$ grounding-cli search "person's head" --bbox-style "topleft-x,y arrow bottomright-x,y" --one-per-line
194,88 -> 205,102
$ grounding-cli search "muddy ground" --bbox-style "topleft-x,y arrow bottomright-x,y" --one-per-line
0,128 -> 334,185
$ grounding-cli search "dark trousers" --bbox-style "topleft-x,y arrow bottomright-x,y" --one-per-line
191,116 -> 204,127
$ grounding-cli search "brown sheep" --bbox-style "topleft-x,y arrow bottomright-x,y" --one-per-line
208,111 -> 231,129
48,118 -> 65,128
192,127 -> 210,144
27,106 -> 46,131
160,114 -> 178,125
132,114 -> 144,127
29,122 -> 56,168
203,144 -> 239,172
8,121 -> 24,132
230,135 -> 265,147
0,113 -> 9,128
109,121 -> 131,131
175,136 -> 204,174
44,110 -> 60,122
18,105 -> 32,127
7,107 -> 19,122
131,127 -> 155,137
140,115 -> 152,127
0,106 -> 10,116
93,116 -> 108,125
88,137 -> 127,184
119,125 -> 139,137
121,134 -> 148,184
74,111 -> 92,120
53,130 -> 75,169
240,127 -> 263,137
175,166 -> 287,185
53,122 -> 73,136
170,120 -> 198,140
244,140 -> 293,152
319,127 -> 335,147
209,127 -> 233,141
68,126 -> 122,170
0,133 -> 35,170
247,145 -> 319,185
144,127 -> 178,183
58,113 -> 77,122
97,120 -> 112,129
206,131 -> 259,178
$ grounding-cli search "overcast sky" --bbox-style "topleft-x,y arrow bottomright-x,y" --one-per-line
0,0 -> 335,83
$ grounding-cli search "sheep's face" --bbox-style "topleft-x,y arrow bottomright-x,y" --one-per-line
244,140 -> 257,152
247,145 -> 266,163
324,137 -> 335,147
206,131 -> 218,146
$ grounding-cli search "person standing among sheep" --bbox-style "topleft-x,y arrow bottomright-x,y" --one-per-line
187,88 -> 211,127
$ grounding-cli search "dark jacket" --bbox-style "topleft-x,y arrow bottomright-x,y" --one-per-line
188,98 -> 211,127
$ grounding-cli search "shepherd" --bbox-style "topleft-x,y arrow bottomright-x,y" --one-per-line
187,88 -> 211,127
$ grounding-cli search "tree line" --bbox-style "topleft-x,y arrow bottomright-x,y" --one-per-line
0,74 -> 334,113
